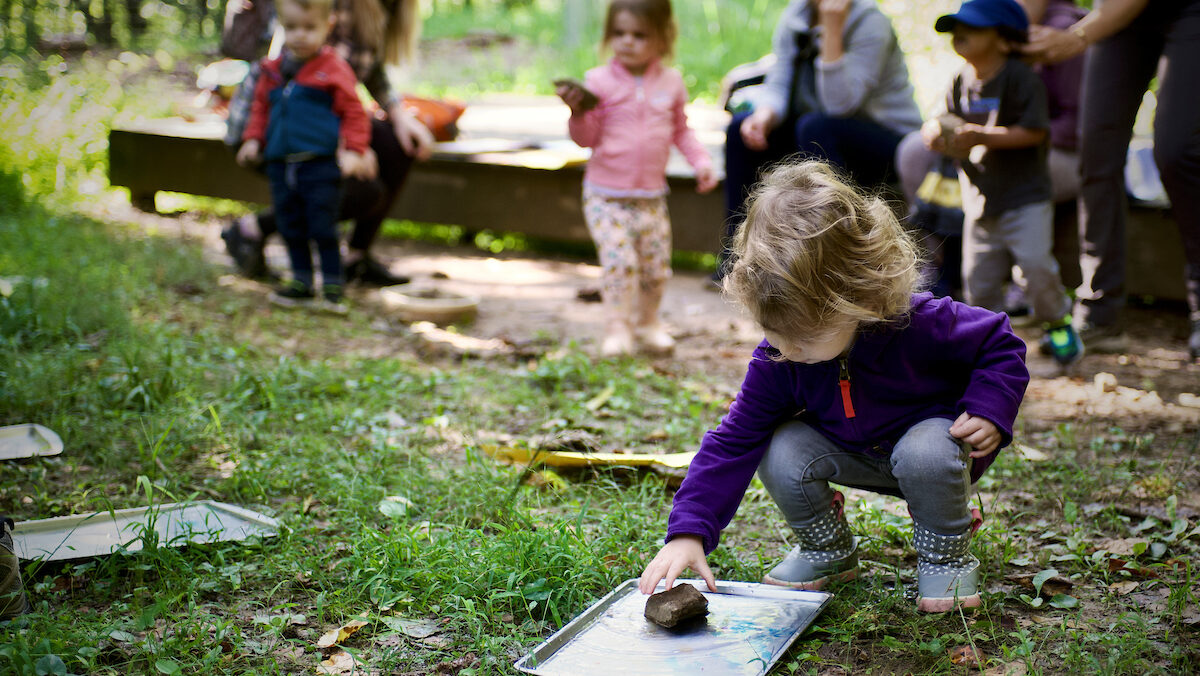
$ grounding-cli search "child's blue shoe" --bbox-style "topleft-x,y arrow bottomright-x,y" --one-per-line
914,517 -> 982,613
269,280 -> 315,308
763,492 -> 858,590
1040,316 -> 1084,365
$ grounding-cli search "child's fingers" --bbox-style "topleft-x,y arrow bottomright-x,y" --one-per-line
948,411 -> 973,436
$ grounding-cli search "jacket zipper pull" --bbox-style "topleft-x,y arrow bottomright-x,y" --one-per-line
838,358 -> 856,419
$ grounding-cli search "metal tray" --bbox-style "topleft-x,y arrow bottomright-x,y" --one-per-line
12,500 -> 280,561
0,424 -> 64,460
516,579 -> 831,675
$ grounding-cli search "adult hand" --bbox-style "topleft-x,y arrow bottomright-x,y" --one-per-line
949,411 -> 1001,458
393,109 -> 435,161
739,107 -> 778,152
694,166 -> 718,194
638,535 -> 717,595
1022,24 -> 1088,64
816,0 -> 852,32
236,139 -> 262,167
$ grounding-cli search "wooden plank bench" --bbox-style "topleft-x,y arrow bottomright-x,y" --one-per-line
107,94 -> 1187,300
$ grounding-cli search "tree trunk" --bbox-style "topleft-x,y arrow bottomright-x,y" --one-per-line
124,0 -> 147,38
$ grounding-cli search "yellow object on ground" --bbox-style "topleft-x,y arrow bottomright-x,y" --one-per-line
483,445 -> 695,470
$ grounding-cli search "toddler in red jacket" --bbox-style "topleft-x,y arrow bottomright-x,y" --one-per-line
237,0 -> 371,313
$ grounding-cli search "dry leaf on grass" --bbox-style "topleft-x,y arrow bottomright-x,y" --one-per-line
317,620 -> 368,649
948,645 -> 983,666
984,661 -> 1028,676
318,650 -> 375,675
1108,580 -> 1139,595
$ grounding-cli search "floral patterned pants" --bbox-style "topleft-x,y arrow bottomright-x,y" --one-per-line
582,190 -> 673,324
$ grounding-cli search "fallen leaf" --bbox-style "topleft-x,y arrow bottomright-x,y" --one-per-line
318,650 -> 368,675
317,620 -> 368,649
1012,443 -> 1050,462
379,495 -> 413,518
584,384 -> 615,411
984,660 -> 1028,675
1109,580 -> 1139,595
379,616 -> 443,639
948,645 -> 983,666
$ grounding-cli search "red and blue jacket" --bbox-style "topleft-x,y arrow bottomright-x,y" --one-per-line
243,46 -> 370,161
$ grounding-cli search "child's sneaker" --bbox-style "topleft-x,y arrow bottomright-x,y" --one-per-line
318,285 -> 349,316
914,520 -> 982,613
1040,316 -> 1084,365
269,280 -> 315,308
763,492 -> 858,590
635,323 -> 675,355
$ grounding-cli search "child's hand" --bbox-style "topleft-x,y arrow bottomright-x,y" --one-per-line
236,139 -> 262,167
638,535 -> 717,595
337,149 -> 375,180
556,83 -> 588,116
950,123 -> 985,155
920,119 -> 946,153
950,412 -> 1001,458
694,166 -> 718,194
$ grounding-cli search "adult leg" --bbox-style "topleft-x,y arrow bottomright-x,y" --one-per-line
895,130 -> 938,206
717,111 -> 794,277
344,117 -> 415,286
1075,16 -> 1162,330
1150,1 -> 1200,357
792,113 -> 903,188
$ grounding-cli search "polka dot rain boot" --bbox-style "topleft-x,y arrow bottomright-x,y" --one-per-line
914,509 -> 983,612
762,491 -> 858,590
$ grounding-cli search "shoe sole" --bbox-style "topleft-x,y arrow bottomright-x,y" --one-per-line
917,593 -> 981,613
762,567 -> 859,591
269,293 -> 314,309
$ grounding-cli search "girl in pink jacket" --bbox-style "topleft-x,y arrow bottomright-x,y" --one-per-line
558,0 -> 717,357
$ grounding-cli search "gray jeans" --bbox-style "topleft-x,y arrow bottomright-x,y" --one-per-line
963,200 -> 1073,323
757,419 -> 973,535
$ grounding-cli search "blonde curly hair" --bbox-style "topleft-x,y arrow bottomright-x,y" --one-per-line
724,160 -> 922,337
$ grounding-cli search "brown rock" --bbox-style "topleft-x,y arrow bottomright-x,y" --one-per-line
644,584 -> 709,628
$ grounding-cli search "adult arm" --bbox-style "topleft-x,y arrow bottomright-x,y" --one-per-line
815,5 -> 894,117
1024,0 -> 1150,64
756,1 -> 808,122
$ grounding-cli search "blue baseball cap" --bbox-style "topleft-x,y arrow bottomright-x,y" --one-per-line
935,0 -> 1029,36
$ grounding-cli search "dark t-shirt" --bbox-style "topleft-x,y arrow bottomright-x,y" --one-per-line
948,57 -> 1051,220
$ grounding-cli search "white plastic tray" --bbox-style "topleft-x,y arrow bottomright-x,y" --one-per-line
0,424 -> 64,460
12,500 -> 280,561
516,579 -> 831,675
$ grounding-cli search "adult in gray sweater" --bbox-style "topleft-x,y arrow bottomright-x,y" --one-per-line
720,0 -> 922,277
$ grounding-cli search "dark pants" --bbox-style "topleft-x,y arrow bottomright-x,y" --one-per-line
258,117 -> 415,253
720,111 -> 904,271
1076,0 -> 1200,325
267,157 -> 343,288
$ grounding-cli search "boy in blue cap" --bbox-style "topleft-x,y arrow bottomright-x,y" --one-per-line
923,0 -> 1083,365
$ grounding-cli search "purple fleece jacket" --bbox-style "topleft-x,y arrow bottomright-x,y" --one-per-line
667,293 -> 1029,553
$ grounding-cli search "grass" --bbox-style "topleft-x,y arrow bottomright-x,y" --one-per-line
1,15 -> 1198,675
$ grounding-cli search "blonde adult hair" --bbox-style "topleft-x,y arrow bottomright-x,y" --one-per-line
602,0 -> 677,60
342,0 -> 421,66
724,161 -> 922,337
